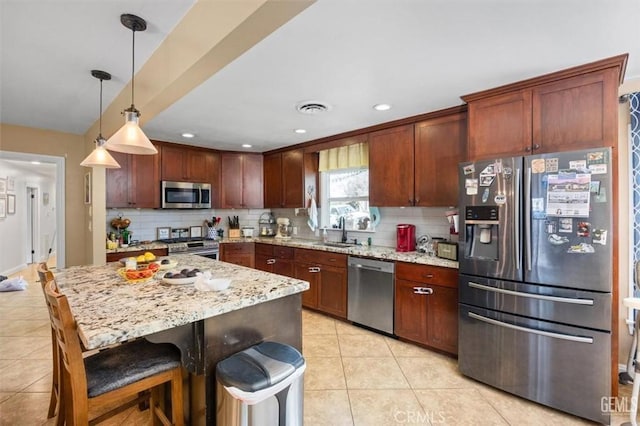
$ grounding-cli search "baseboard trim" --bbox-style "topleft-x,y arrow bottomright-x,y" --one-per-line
1,263 -> 28,277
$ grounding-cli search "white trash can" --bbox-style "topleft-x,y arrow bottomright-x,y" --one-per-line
216,341 -> 305,426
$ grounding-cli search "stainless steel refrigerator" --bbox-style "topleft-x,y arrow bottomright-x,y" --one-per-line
458,148 -> 612,424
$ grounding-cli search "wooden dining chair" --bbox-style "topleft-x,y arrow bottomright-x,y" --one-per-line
43,279 -> 185,425
37,262 -> 64,424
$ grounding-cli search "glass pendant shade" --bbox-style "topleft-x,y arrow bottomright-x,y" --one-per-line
105,110 -> 157,155
81,136 -> 121,168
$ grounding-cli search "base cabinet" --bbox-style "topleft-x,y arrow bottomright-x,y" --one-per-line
254,244 -> 294,277
394,262 -> 458,355
220,243 -> 255,268
294,248 -> 347,319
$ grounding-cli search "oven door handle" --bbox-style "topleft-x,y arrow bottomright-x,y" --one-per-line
468,281 -> 594,305
468,312 -> 594,344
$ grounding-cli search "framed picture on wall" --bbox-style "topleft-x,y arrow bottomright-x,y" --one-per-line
6,177 -> 15,192
0,178 -> 6,195
0,197 -> 6,219
7,194 -> 15,215
84,173 -> 91,205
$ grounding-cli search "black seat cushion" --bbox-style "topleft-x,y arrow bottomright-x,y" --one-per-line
85,339 -> 181,398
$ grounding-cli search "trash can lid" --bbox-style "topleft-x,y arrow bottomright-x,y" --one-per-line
216,341 -> 305,392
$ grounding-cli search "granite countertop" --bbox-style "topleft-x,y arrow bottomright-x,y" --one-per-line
54,254 -> 309,350
220,237 -> 459,269
106,236 -> 458,269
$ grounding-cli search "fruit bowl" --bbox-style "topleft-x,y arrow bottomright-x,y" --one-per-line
160,268 -> 202,285
118,267 -> 155,283
154,258 -> 178,270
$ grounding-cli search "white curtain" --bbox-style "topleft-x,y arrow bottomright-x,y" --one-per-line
318,143 -> 368,172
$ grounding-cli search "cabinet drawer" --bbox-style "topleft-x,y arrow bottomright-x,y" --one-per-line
295,248 -> 347,267
223,242 -> 255,254
255,243 -> 273,256
274,246 -> 294,259
396,262 -> 458,288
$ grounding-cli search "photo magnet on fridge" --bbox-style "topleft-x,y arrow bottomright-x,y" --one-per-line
592,229 -> 607,245
587,151 -> 606,165
465,178 -> 478,195
463,164 -> 475,175
479,174 -> 495,187
545,158 -> 559,173
559,218 -> 573,233
577,221 -> 590,237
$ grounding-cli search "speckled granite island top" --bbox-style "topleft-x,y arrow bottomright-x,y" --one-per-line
54,254 -> 309,350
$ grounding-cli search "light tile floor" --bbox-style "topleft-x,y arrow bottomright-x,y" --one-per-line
0,262 -> 634,425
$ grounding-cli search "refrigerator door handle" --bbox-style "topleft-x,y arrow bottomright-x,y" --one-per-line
525,166 -> 532,271
468,312 -> 594,344
468,281 -> 594,305
514,166 -> 521,271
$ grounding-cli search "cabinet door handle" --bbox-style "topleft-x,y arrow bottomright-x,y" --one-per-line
415,197 -> 420,204
525,146 -> 532,152
266,259 -> 276,265
413,287 -> 433,295
422,274 -> 434,279
309,267 -> 321,273
533,143 -> 540,150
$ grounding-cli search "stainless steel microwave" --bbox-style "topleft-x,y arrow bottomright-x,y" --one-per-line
161,181 -> 211,209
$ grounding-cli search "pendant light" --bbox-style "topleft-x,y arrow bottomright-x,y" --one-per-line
80,70 -> 121,168
104,14 -> 157,155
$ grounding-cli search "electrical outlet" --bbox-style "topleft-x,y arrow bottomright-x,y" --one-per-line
293,226 -> 298,235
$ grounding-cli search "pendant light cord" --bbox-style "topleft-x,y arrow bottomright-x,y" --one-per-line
131,28 -> 136,109
98,77 -> 103,139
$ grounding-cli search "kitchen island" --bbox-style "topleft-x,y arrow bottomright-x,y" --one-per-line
54,254 -> 309,425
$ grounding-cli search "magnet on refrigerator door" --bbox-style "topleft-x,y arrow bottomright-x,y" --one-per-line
559,218 -> 573,233
588,164 -> 607,175
480,175 -> 495,186
531,159 -> 545,173
577,221 -> 591,237
545,158 -> 559,173
463,164 -> 475,175
482,188 -> 490,203
569,160 -> 587,171
592,229 -> 607,245
466,178 -> 478,195
589,181 -> 601,194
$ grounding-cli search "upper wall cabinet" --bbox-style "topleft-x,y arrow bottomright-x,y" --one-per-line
414,112 -> 466,207
463,55 -> 626,160
369,108 -> 467,207
221,153 -> 263,209
369,124 -> 416,207
106,145 -> 161,209
264,149 -> 318,208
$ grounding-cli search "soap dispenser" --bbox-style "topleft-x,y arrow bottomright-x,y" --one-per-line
322,228 -> 329,243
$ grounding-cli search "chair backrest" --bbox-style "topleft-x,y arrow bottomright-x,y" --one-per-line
37,262 -> 54,285
43,279 -> 89,416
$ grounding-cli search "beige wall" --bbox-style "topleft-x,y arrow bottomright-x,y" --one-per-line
618,78 -> 640,365
0,123 -> 91,267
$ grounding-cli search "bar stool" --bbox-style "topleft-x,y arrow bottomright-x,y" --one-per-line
43,278 -> 185,425
37,262 -> 63,424
624,296 -> 640,426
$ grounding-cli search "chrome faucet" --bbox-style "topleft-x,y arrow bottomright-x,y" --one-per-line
340,216 -> 347,243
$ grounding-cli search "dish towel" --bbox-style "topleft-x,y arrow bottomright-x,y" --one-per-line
307,197 -> 318,231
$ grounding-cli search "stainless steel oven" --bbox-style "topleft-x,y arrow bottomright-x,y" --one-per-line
160,238 -> 219,260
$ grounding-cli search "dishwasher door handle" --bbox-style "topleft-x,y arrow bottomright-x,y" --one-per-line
352,263 -> 382,271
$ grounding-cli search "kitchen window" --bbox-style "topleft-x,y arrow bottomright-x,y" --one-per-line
320,168 -> 372,231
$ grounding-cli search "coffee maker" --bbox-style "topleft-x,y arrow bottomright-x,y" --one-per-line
396,224 -> 416,252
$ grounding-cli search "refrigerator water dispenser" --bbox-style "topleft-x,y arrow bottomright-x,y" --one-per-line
464,206 -> 499,260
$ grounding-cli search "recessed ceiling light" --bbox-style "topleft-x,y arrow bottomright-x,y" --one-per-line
242,144 -> 252,148
294,129 -> 307,134
181,132 -> 195,138
373,103 -> 391,111
31,161 -> 41,165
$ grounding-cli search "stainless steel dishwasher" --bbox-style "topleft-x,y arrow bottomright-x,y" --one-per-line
347,256 -> 395,334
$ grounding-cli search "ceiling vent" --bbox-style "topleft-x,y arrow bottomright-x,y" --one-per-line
296,101 -> 331,114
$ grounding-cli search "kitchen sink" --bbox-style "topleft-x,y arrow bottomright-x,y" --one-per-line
315,241 -> 357,248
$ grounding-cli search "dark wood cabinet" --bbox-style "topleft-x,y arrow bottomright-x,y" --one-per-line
414,112 -> 466,207
294,248 -> 347,319
254,243 -> 294,277
368,124 -> 415,207
160,144 -> 219,186
221,153 -> 263,209
264,150 -> 318,208
106,248 -> 168,263
220,242 -> 255,268
106,147 -> 161,208
394,262 -> 458,355
464,56 -> 624,160
369,110 -> 466,208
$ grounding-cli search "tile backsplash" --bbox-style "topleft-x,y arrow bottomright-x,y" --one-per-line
107,206 -> 455,248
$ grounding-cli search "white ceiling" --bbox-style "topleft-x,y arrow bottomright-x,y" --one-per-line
2,0 -> 639,153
